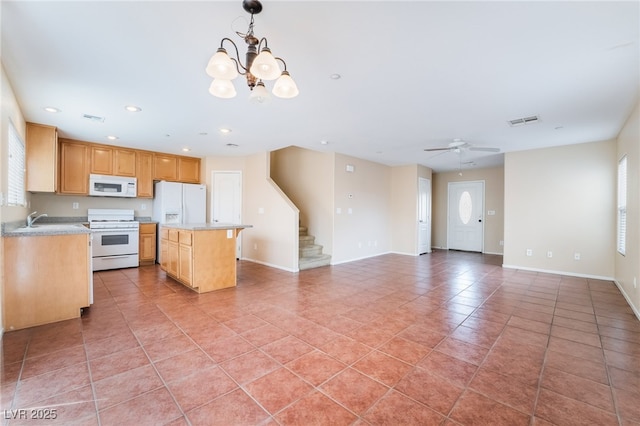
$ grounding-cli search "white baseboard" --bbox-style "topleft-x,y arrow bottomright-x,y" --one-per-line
240,257 -> 298,273
331,251 -> 394,266
613,280 -> 640,322
502,264 -> 614,281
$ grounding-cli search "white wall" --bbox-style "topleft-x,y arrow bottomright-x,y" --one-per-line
332,154 -> 392,264
270,146 -> 335,256
205,153 -> 299,271
504,140 -> 616,279
1,63 -> 29,334
615,101 -> 640,317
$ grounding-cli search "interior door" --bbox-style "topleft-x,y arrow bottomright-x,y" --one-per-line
418,177 -> 431,254
212,171 -> 242,258
448,181 -> 484,252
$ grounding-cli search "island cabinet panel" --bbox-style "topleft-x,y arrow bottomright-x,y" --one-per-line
3,234 -> 91,331
159,227 -> 169,270
167,228 -> 179,277
160,226 -> 244,293
59,139 -> 89,195
26,122 -> 58,192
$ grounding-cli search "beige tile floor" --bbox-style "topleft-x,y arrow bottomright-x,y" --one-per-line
2,250 -> 639,425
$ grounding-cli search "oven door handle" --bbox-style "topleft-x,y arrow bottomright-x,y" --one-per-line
91,229 -> 139,233
98,255 -> 132,260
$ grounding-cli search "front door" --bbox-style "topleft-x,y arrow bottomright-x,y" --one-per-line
448,181 -> 484,252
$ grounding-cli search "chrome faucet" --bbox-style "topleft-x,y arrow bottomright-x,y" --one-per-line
27,211 -> 48,227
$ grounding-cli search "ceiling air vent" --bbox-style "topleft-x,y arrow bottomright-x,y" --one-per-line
508,115 -> 539,127
82,113 -> 105,123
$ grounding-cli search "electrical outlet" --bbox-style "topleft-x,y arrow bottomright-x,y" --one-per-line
72,202 -> 79,209
526,249 -> 532,256
547,251 -> 553,258
140,204 -> 146,210
499,240 -> 504,246
634,277 -> 637,289
574,252 -> 581,260
253,243 -> 258,250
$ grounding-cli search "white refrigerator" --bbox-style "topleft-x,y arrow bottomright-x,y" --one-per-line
152,181 -> 206,262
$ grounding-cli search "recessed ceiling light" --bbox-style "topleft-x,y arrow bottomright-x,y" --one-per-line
43,106 -> 60,113
107,135 -> 118,140
320,140 -> 329,145
226,143 -> 239,148
329,74 -> 341,80
220,128 -> 232,134
124,105 -> 142,112
199,132 -> 208,136
182,147 -> 191,152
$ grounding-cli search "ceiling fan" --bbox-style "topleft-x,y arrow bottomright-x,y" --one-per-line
423,139 -> 500,153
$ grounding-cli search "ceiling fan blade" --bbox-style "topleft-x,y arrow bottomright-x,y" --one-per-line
423,147 -> 451,152
468,147 -> 500,152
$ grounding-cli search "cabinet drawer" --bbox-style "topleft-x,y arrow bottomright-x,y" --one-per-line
179,231 -> 193,246
168,228 -> 179,242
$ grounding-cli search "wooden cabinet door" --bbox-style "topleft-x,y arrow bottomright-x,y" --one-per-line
178,244 -> 194,286
168,241 -> 179,276
136,151 -> 154,197
154,154 -> 178,181
90,145 -> 113,175
139,223 -> 157,265
114,149 -> 136,176
160,229 -> 169,271
59,140 -> 89,194
178,157 -> 201,183
26,123 -> 58,192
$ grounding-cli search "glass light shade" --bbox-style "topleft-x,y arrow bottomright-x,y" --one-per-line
209,79 -> 237,98
272,71 -> 299,98
249,82 -> 271,104
206,49 -> 238,80
249,47 -> 281,80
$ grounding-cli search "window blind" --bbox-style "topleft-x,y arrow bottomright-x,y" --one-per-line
7,120 -> 26,206
617,155 -> 627,255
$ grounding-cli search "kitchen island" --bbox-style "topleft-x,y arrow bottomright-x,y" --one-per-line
159,223 -> 251,293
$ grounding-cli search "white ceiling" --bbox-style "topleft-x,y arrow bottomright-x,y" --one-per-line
2,1 -> 638,172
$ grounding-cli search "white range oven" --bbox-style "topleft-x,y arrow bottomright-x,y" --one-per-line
88,209 -> 139,271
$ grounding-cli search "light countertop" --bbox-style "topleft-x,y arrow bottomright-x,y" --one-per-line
160,223 -> 252,231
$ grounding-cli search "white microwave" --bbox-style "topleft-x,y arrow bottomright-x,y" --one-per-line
89,174 -> 137,197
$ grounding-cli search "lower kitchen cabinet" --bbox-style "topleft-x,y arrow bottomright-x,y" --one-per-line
139,222 -> 157,265
3,233 -> 91,331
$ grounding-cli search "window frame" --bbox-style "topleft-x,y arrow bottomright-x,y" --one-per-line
617,155 -> 627,256
7,119 -> 26,207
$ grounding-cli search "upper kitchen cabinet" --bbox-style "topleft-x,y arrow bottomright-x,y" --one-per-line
153,154 -> 201,183
153,154 -> 178,181
178,156 -> 201,183
26,122 -> 58,192
90,145 -> 136,177
114,149 -> 136,177
59,139 -> 89,195
136,151 -> 154,198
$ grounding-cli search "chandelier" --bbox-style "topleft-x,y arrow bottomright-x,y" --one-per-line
206,0 -> 299,102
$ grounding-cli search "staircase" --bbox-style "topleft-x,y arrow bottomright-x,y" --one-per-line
299,226 -> 331,270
